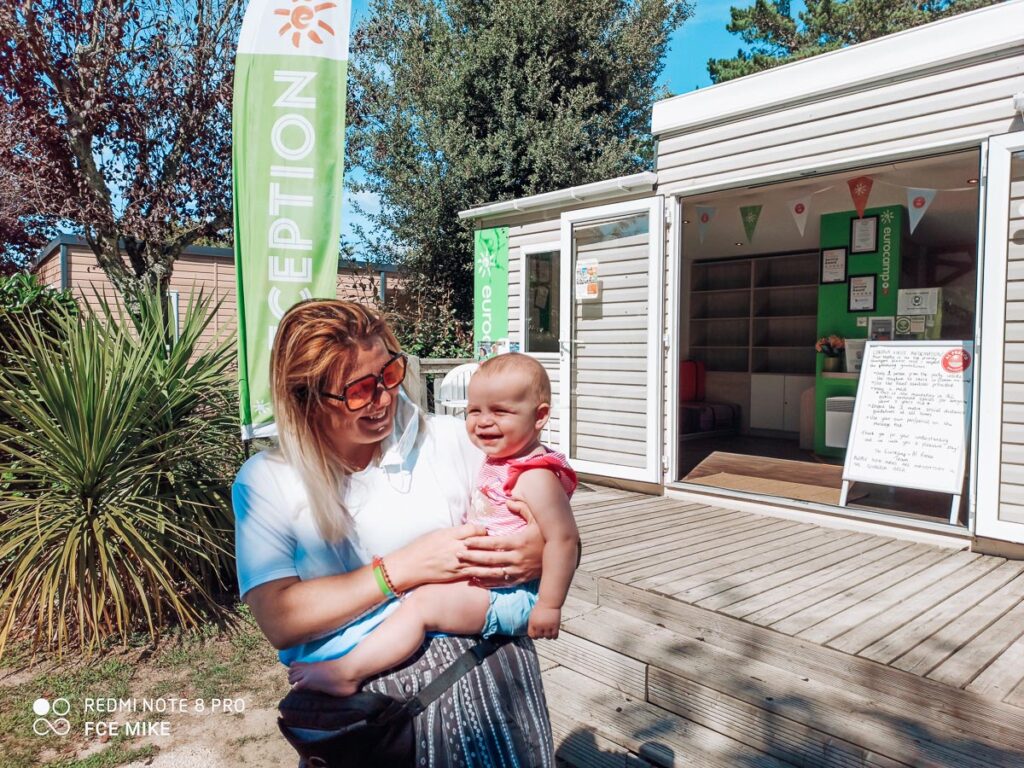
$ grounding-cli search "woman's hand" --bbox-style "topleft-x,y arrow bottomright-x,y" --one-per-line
458,499 -> 545,587
386,523 -> 487,592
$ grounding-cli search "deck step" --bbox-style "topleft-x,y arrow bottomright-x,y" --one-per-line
544,665 -> 792,768
552,582 -> 1024,767
595,576 -> 1024,754
550,707 -> 656,768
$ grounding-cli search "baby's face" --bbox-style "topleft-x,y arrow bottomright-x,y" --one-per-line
466,371 -> 547,458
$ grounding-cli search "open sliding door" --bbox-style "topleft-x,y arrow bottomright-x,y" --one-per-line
977,132 -> 1024,543
559,198 -> 664,483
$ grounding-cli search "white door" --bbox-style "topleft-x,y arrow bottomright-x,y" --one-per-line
784,376 -> 814,433
750,374 -> 785,431
976,132 -> 1024,542
559,198 -> 664,483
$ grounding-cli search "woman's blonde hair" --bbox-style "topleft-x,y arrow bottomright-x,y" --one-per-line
270,299 -> 402,542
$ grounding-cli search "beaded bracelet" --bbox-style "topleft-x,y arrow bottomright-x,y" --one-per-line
372,555 -> 399,598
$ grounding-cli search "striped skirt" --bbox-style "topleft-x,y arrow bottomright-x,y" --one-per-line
362,634 -> 554,768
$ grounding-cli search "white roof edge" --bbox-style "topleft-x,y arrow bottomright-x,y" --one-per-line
652,0 -> 1024,137
458,172 -> 658,220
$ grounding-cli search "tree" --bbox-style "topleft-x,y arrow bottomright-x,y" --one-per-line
0,101 -> 49,274
347,0 -> 691,354
0,1 -> 244,297
708,0 -> 1002,84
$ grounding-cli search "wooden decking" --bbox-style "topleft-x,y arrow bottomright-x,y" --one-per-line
542,485 -> 1024,767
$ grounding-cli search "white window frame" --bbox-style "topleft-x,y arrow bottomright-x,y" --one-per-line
518,240 -> 562,362
168,290 -> 181,343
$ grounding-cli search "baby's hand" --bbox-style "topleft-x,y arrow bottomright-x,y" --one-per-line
527,606 -> 561,639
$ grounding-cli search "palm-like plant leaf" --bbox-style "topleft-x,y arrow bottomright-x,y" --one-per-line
0,289 -> 242,656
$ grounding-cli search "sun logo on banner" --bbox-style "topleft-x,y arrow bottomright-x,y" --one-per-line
274,0 -> 337,48
476,250 -> 494,279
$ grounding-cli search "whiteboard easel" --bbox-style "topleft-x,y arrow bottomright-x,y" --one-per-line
838,341 -> 974,525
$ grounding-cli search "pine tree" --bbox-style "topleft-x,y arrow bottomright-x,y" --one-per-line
708,0 -> 1002,84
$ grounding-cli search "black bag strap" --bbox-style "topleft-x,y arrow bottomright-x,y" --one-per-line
402,635 -> 511,719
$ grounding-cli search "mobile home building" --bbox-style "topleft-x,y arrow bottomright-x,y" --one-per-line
460,0 -> 1024,549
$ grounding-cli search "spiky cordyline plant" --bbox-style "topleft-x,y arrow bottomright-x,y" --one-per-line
0,289 -> 242,657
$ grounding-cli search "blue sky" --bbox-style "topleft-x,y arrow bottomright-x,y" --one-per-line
342,0 -> 792,243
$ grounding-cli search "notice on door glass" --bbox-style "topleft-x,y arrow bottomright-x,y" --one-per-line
575,259 -> 600,301
842,342 -> 973,495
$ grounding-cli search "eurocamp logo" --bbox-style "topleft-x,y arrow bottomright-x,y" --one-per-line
274,0 -> 337,48
476,250 -> 495,280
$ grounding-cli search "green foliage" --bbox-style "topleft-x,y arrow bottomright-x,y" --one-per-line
708,0 -> 1003,83
0,289 -> 243,657
387,285 -> 473,359
0,272 -> 77,336
348,0 -> 691,350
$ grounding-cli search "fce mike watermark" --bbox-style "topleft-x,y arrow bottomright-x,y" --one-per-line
30,696 -> 247,739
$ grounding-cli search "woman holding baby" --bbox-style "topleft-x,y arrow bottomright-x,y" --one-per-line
233,300 -> 575,767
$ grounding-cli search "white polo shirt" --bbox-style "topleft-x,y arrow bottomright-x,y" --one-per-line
232,393 -> 484,665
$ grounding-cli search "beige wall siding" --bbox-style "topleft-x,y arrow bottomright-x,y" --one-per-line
34,251 -> 63,289
168,253 -> 237,353
655,55 -> 1024,197
38,244 -> 389,355
1000,157 -> 1024,524
68,245 -> 120,315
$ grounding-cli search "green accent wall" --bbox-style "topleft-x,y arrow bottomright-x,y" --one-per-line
815,206 -> 906,457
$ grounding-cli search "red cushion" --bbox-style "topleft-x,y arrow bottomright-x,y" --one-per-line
680,360 -> 706,402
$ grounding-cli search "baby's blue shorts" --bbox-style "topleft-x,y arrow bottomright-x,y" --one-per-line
482,580 -> 540,637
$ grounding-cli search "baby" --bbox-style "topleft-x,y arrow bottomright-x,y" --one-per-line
288,353 -> 579,696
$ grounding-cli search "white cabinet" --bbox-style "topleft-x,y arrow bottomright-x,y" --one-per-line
750,374 -> 814,432
750,374 -> 784,430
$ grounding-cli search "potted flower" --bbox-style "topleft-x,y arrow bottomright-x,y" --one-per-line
816,334 -> 845,372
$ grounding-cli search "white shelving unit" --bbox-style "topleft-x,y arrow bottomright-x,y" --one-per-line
689,252 -> 818,375
688,252 -> 818,435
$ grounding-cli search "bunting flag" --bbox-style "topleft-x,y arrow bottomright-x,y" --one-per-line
847,176 -> 874,218
907,187 -> 937,234
695,206 -> 716,244
232,0 -> 353,439
789,196 -> 811,237
740,204 -> 762,243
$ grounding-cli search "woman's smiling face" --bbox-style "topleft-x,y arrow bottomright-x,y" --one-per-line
322,336 -> 400,468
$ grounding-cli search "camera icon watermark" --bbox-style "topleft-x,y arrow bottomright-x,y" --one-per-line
32,697 -> 71,737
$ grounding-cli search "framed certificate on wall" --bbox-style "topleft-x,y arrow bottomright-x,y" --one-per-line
849,274 -> 877,312
820,247 -> 847,284
850,215 -> 879,254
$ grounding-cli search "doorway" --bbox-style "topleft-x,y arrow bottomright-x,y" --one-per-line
673,150 -> 983,525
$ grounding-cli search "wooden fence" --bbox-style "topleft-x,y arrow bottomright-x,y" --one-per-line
406,357 -> 474,414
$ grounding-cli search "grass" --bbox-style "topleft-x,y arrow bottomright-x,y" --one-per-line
151,605 -> 280,706
0,604 -> 285,768
51,741 -> 157,768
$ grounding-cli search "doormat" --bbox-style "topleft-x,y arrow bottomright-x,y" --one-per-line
686,472 -> 866,505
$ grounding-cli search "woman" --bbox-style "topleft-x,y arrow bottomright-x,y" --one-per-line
232,299 -> 555,767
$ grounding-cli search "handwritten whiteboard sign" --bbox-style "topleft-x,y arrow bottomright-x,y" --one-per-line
842,341 -> 973,497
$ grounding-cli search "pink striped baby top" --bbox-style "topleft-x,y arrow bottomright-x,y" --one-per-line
469,448 -> 578,535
